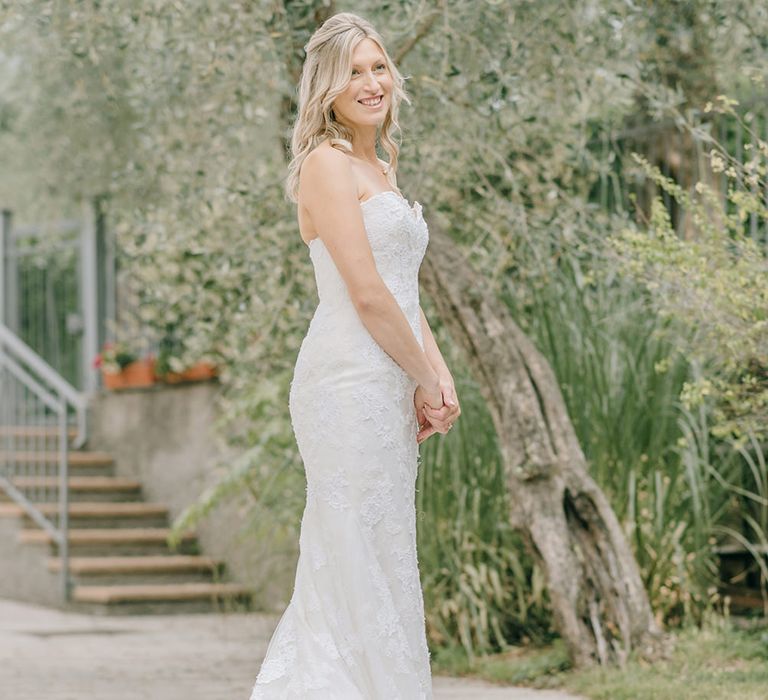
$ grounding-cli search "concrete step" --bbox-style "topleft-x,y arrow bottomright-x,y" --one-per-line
70,582 -> 254,615
0,501 -> 168,528
48,554 -> 221,574
19,527 -> 200,555
0,450 -> 114,475
0,450 -> 113,465
47,554 -> 224,584
1,476 -> 142,502
1,439 -> 252,616
0,426 -> 78,439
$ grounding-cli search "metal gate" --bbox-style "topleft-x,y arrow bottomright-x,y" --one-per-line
0,195 -> 115,394
0,195 -> 113,602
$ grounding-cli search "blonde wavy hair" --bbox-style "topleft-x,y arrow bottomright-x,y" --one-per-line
284,12 -> 411,203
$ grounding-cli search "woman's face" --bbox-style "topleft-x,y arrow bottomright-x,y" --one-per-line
332,38 -> 392,129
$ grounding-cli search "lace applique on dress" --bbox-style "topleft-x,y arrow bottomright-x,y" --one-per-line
250,191 -> 432,700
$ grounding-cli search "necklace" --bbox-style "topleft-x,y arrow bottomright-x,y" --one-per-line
329,137 -> 389,174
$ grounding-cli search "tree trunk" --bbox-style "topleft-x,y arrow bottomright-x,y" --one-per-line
419,225 -> 666,667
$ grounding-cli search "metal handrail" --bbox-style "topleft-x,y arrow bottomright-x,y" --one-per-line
0,321 -> 86,602
0,323 -> 87,448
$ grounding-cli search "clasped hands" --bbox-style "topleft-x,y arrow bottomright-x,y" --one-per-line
413,375 -> 461,445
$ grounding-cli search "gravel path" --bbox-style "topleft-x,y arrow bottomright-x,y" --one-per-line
0,598 -> 583,699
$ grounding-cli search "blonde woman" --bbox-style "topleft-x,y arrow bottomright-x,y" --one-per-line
250,12 -> 460,699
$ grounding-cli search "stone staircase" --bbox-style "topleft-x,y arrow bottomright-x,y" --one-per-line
0,425 -> 253,615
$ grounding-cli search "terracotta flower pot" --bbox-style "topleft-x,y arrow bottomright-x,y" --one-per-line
160,361 -> 219,385
102,357 -> 157,390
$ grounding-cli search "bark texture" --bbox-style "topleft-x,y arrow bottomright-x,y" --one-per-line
419,224 -> 665,667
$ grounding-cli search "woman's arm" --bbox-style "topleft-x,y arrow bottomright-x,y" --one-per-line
416,305 -> 460,443
381,163 -> 450,386
419,305 -> 451,380
301,147 -> 441,401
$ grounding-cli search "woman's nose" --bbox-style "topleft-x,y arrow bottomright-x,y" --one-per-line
363,71 -> 380,91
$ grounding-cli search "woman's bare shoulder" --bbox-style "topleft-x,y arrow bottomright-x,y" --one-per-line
299,140 -> 357,212
302,140 -> 352,184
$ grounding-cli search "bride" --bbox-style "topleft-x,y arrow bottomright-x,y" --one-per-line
250,11 -> 461,699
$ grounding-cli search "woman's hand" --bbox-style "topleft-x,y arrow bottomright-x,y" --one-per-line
413,383 -> 443,444
414,373 -> 461,444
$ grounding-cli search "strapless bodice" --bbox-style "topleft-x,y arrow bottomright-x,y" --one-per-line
307,190 -> 429,316
290,191 -> 430,405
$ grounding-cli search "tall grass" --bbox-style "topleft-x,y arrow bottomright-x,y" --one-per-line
416,366 -> 551,661
522,255 -> 690,517
416,239 -> 767,659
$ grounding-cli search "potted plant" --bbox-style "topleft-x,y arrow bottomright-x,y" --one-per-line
93,341 -> 156,389
160,359 -> 219,384
154,327 -> 218,385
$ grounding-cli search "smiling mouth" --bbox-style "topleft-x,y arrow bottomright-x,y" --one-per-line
358,95 -> 384,107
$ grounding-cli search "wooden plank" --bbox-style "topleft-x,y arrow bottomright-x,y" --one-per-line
19,528 -> 196,544
0,426 -> 78,438
72,582 -> 251,604
713,544 -> 768,555
0,502 -> 167,517
0,450 -> 113,465
8,476 -> 140,491
47,555 -> 219,574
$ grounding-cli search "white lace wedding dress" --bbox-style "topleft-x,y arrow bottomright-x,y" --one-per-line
249,190 -> 433,699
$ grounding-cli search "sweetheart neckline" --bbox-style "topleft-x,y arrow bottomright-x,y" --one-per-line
360,189 -> 418,211
306,191 -> 423,249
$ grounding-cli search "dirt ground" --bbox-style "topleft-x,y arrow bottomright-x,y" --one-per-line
0,597 -> 583,700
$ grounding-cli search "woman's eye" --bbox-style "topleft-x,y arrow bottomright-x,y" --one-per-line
352,64 -> 386,76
